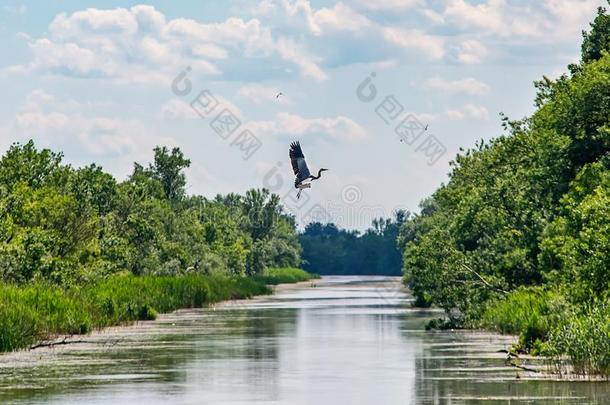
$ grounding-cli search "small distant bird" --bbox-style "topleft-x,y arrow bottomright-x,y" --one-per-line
289,141 -> 328,199
276,92 -> 284,99
424,124 -> 429,131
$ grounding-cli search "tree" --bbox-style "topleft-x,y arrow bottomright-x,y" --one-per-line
582,3 -> 610,63
147,146 -> 191,202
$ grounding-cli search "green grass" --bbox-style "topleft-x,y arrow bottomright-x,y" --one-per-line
479,287 -> 568,353
479,288 -> 610,377
0,274 -> 271,353
544,303 -> 610,377
252,267 -> 319,285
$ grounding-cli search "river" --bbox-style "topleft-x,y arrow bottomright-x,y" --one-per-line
0,276 -> 607,404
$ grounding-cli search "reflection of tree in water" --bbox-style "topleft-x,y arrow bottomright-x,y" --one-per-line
179,307 -> 299,402
0,308 -> 300,404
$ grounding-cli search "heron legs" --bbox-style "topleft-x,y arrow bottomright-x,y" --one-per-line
296,182 -> 311,199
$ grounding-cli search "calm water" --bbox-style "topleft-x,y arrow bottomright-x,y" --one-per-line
0,276 -> 608,404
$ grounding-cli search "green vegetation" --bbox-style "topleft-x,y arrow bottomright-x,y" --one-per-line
0,135 -> 309,352
300,212 -> 407,276
479,288 -> 569,353
399,4 -> 610,376
253,267 -> 319,285
0,143 -> 301,285
0,274 -> 271,352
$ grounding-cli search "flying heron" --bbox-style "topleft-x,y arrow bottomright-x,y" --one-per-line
289,141 -> 328,199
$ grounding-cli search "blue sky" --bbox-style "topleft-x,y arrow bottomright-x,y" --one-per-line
0,0 -> 605,229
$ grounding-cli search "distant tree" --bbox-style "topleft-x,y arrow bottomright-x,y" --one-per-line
299,211 -> 407,276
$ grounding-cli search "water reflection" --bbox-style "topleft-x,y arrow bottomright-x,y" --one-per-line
0,276 -> 607,404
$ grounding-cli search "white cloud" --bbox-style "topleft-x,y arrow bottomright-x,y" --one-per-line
253,0 -> 372,35
249,112 -> 367,141
382,27 -> 445,60
444,0 -> 505,34
440,0 -> 604,41
424,77 -> 490,96
9,5 -> 327,82
252,0 -> 447,63
276,37 -> 328,80
311,2 -> 373,33
453,39 -> 489,64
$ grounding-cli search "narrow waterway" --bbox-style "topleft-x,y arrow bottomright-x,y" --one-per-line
0,276 -> 607,404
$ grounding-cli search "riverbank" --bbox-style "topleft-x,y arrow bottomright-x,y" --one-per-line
424,287 -> 610,379
0,268 -> 317,353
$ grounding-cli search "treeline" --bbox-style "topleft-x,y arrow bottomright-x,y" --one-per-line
399,5 -> 610,376
0,141 -> 301,285
300,211 -> 407,276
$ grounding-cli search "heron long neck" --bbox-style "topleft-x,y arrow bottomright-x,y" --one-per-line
311,169 -> 324,180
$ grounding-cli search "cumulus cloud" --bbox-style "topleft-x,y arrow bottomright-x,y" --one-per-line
7,5 -> 327,82
249,112 -> 367,141
424,77 -> 490,96
440,0 -> 603,41
444,0 -> 505,34
382,27 -> 445,60
253,0 -> 372,35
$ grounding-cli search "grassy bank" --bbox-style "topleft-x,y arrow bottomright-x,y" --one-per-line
0,270 -> 321,353
477,288 -> 610,377
252,267 -> 319,285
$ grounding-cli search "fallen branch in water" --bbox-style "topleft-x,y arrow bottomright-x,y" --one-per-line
508,360 -> 540,373
497,349 -> 519,358
29,336 -> 88,350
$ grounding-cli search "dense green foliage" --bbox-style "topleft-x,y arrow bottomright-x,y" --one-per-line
299,211 -> 407,275
0,143 -> 301,284
0,141 -> 308,352
0,274 -> 271,352
400,4 -> 610,375
252,267 -> 319,285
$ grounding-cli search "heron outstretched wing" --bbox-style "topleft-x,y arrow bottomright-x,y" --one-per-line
289,141 -> 311,184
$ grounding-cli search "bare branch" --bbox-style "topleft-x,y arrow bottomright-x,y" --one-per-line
461,263 -> 509,294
